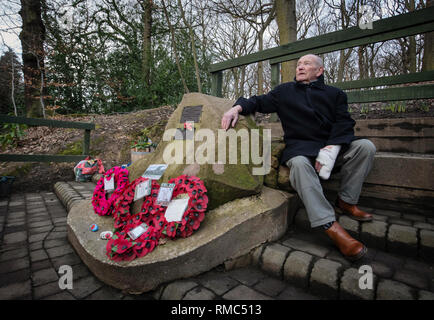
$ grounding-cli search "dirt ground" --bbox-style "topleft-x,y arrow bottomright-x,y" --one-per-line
1,100 -> 433,194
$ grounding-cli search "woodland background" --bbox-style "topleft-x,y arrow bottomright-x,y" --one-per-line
0,0 -> 432,119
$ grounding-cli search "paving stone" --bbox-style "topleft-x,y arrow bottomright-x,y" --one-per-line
43,238 -> 69,249
222,284 -> 272,300
46,244 -> 74,258
33,281 -> 64,299
375,209 -> 401,218
3,231 -> 27,244
338,215 -> 359,236
196,271 -> 238,296
360,220 -> 388,250
387,224 -> 418,257
403,258 -> 433,275
183,286 -> 216,300
388,218 -> 412,227
68,275 -> 103,299
31,268 -> 59,286
29,241 -> 43,251
31,259 -> 52,272
370,260 -> 394,278
161,280 -> 198,300
29,233 -> 48,243
282,237 -> 329,258
28,220 -> 52,229
376,279 -> 415,300
50,253 -> 82,269
370,213 -> 388,222
253,277 -> 286,297
0,280 -> 31,300
30,249 -> 49,263
309,258 -> 342,299
325,250 -> 352,268
261,243 -> 290,277
418,290 -> 434,300
0,247 -> 28,262
340,267 -> 376,300
402,214 -> 426,223
413,222 -> 434,231
393,269 -> 429,290
0,257 -> 29,273
283,250 -> 313,288
70,263 -> 92,280
0,268 -> 30,287
374,251 -> 405,270
227,267 -> 267,287
419,229 -> 434,261
46,231 -> 67,240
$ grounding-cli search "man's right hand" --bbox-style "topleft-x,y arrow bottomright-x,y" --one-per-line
221,105 -> 242,130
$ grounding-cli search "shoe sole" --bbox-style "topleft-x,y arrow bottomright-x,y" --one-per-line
334,206 -> 373,222
345,245 -> 368,262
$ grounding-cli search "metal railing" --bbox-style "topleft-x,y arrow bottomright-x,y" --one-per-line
209,7 -> 434,104
0,115 -> 95,163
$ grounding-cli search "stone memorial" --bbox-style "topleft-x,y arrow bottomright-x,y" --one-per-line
67,93 -> 294,293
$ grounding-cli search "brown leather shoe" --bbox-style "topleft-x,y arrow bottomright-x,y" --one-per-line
325,221 -> 367,261
335,197 -> 373,222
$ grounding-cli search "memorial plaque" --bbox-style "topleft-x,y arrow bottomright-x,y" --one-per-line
180,105 -> 203,123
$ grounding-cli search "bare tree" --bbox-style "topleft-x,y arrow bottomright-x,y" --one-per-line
19,0 -> 46,117
161,0 -> 190,93
178,0 -> 202,92
275,0 -> 296,83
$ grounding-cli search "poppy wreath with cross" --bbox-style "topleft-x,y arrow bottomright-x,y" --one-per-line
160,175 -> 208,239
105,175 -> 208,261
106,177 -> 162,261
92,166 -> 129,217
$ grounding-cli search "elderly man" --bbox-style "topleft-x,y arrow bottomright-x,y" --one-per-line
221,54 -> 376,261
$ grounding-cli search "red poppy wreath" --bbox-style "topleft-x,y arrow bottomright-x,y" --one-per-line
106,177 -> 163,261
104,174 -> 208,261
92,166 -> 129,217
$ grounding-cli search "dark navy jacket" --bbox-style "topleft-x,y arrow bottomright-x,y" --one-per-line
234,75 -> 356,165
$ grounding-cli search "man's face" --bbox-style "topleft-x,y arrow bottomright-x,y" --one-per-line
295,55 -> 324,83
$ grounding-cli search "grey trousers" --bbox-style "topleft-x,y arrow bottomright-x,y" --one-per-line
286,139 -> 376,228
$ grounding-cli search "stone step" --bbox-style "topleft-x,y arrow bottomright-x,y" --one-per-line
54,181 -> 95,211
251,228 -> 434,300
263,117 -> 434,154
293,205 -> 434,262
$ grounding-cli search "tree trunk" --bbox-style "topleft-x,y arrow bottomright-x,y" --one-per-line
141,0 -> 152,88
178,0 -> 202,93
19,0 -> 45,118
275,0 -> 296,83
406,0 -> 417,73
257,30 -> 264,95
161,0 -> 189,94
422,0 -> 433,71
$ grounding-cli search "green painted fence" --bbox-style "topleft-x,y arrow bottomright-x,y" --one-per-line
0,115 -> 95,163
210,7 -> 434,104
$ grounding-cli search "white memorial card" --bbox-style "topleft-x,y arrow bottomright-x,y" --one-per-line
142,164 -> 168,180
104,175 -> 115,192
127,223 -> 149,240
134,179 -> 151,201
156,183 -> 175,206
164,198 -> 189,222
